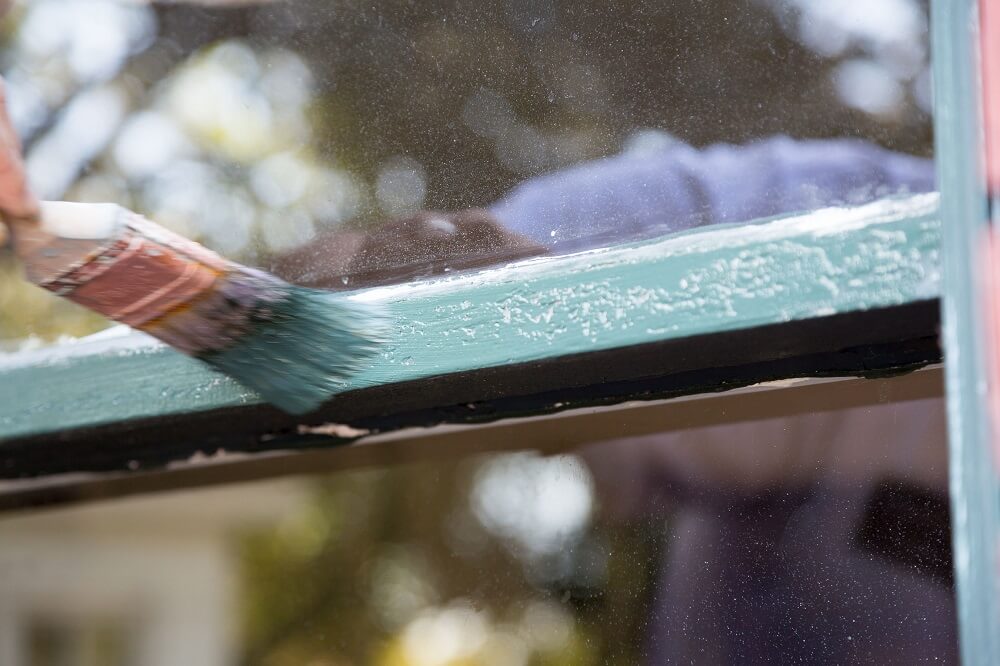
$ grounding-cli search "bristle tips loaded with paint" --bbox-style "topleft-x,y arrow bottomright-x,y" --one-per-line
198,288 -> 389,414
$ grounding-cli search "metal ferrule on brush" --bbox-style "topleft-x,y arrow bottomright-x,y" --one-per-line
147,268 -> 291,356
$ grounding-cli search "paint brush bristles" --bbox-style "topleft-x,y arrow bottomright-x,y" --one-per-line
191,277 -> 388,413
12,202 -> 388,414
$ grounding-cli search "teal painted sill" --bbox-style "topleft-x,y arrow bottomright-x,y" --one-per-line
0,193 -> 941,443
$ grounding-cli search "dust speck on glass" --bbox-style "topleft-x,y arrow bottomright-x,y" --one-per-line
0,0 -> 932,347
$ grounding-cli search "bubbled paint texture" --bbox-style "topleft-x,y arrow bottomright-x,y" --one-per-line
0,194 -> 941,440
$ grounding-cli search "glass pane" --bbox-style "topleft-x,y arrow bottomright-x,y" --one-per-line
0,0 -> 933,345
0,394 -> 957,664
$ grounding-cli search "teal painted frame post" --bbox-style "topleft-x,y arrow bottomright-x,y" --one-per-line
932,0 -> 1000,662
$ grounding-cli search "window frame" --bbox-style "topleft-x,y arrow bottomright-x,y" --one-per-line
5,0 -> 991,654
0,193 -> 942,481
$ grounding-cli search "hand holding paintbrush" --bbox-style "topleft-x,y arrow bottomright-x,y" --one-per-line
0,81 -> 388,414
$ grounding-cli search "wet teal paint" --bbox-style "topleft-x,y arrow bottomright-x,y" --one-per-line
0,194 -> 941,441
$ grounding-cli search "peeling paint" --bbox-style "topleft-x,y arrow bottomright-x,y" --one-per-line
296,423 -> 371,438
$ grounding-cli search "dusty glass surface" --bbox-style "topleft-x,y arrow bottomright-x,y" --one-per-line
0,396 -> 956,665
0,0 -> 933,344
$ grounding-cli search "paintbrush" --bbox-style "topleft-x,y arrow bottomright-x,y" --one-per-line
7,202 -> 388,414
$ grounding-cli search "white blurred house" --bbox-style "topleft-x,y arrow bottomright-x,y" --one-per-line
0,480 -> 305,666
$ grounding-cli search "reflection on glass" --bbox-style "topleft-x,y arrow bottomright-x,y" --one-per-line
0,0 -> 933,345
0,396 -> 956,665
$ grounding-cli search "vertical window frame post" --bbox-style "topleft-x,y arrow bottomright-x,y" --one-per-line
933,0 -> 1000,661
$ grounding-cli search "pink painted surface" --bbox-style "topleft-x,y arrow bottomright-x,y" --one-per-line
984,0 -> 1000,191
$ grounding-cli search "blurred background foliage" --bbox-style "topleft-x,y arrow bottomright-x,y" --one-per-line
0,1 -> 933,663
236,452 -> 664,666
